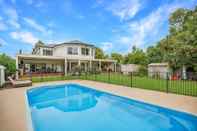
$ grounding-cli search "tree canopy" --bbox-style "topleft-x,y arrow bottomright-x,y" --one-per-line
95,47 -> 104,59
0,53 -> 16,76
95,47 -> 108,59
123,46 -> 148,65
111,53 -> 123,63
132,6 -> 197,71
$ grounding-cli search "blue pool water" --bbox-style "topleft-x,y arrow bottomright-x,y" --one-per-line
27,84 -> 197,131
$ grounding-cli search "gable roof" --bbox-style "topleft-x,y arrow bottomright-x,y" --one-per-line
35,40 -> 95,48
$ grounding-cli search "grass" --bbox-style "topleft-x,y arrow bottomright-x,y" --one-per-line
80,73 -> 197,96
31,73 -> 197,97
32,75 -> 79,83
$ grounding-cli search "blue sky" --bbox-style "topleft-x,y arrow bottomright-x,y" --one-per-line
0,0 -> 196,57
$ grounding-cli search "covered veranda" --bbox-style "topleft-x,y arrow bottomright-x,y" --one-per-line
16,54 -> 117,79
16,55 -> 65,79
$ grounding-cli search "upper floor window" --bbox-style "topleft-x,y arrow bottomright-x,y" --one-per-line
81,48 -> 89,56
67,47 -> 78,55
43,49 -> 53,56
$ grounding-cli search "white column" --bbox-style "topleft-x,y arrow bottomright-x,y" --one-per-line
78,60 -> 81,66
69,61 -> 71,72
89,60 -> 92,71
64,58 -> 67,76
16,56 -> 19,79
85,62 -> 87,71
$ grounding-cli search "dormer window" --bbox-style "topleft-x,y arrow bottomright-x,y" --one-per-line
67,47 -> 78,55
81,48 -> 89,56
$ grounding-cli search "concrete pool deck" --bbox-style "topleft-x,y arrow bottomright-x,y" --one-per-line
0,80 -> 197,131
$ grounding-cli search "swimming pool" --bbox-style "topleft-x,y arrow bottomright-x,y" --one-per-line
27,84 -> 197,131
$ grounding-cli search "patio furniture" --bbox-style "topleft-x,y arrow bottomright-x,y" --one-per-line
8,77 -> 32,87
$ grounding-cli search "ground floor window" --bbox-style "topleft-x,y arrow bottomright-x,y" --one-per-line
23,63 -> 64,74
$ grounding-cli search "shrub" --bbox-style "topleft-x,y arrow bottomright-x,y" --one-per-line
138,65 -> 148,76
0,53 -> 16,77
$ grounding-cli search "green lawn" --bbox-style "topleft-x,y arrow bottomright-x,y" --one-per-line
32,73 -> 197,97
80,73 -> 197,96
32,75 -> 80,83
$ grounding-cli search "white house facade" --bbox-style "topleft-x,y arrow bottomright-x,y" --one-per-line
16,40 -> 116,78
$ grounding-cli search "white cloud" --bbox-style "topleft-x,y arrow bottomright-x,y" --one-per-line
10,31 -> 38,45
97,0 -> 196,53
7,19 -> 20,28
5,7 -> 18,22
0,38 -> 7,45
120,2 -> 185,51
4,7 -> 20,28
96,0 -> 142,21
23,18 -> 53,35
23,17 -> 53,35
118,36 -> 132,45
128,9 -> 163,47
101,42 -> 113,52
114,1 -> 197,52
108,0 -> 141,20
23,17 -> 47,33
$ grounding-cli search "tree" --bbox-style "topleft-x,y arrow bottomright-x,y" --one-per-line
95,47 -> 105,59
166,7 -> 197,71
111,53 -> 123,63
169,8 -> 189,34
145,7 -> 197,72
124,46 -> 148,65
35,40 -> 45,47
146,45 -> 164,63
0,54 -> 16,76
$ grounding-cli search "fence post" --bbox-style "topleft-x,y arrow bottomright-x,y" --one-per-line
94,71 -> 97,81
40,72 -> 42,82
108,70 -> 110,83
166,72 -> 169,93
85,71 -> 87,80
130,72 -> 133,87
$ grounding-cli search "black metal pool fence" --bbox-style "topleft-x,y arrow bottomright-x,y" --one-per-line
32,71 -> 197,97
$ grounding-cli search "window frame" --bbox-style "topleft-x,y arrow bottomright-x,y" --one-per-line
81,47 -> 90,56
67,47 -> 78,55
43,48 -> 53,56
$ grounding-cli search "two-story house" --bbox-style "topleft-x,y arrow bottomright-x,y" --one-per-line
16,40 -> 116,78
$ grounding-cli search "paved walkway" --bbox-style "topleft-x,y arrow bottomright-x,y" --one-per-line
0,80 -> 197,131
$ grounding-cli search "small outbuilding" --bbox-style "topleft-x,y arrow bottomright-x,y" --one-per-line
121,64 -> 139,75
148,63 -> 170,79
0,65 -> 6,87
